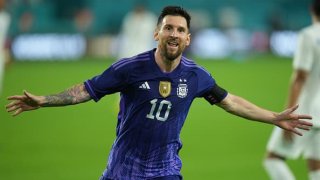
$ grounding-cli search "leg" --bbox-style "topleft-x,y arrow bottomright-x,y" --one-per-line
264,151 -> 295,180
305,129 -> 320,180
308,159 -> 320,180
263,127 -> 308,180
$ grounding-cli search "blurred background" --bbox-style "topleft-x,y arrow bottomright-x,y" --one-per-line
2,0 -> 312,61
0,0 -> 314,180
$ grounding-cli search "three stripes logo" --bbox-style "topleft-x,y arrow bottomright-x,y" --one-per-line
139,81 -> 150,90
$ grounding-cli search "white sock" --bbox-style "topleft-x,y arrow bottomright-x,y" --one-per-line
263,158 -> 295,180
309,170 -> 320,180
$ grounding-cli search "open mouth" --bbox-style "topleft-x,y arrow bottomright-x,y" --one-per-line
167,41 -> 179,48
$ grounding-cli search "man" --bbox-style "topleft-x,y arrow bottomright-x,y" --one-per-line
263,0 -> 320,180
117,3 -> 157,58
6,6 -> 312,180
0,0 -> 11,94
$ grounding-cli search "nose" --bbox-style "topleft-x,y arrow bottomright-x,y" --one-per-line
170,29 -> 178,37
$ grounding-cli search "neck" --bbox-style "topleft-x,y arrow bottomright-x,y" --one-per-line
154,48 -> 181,73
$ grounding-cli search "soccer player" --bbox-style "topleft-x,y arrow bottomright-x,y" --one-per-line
117,3 -> 157,58
0,0 -> 11,94
6,6 -> 312,180
263,0 -> 320,180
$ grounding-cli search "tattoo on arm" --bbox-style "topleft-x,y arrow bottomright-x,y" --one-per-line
42,83 -> 91,107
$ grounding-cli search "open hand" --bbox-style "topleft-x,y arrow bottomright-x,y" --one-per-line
6,90 -> 43,116
273,105 -> 312,136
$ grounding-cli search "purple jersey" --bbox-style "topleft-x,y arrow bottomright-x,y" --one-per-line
84,49 -> 221,179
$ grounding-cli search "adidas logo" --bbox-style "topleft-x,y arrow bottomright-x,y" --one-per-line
139,81 -> 150,89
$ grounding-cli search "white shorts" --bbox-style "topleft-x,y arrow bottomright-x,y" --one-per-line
267,127 -> 320,160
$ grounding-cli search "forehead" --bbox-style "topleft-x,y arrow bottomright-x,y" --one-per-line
160,15 -> 188,29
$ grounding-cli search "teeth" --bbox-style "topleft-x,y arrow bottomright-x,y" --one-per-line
168,42 -> 178,46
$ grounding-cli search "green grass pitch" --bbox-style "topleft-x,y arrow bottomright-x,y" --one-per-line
0,54 -> 309,179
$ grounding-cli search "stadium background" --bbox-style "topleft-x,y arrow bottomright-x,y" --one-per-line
0,0 -> 314,179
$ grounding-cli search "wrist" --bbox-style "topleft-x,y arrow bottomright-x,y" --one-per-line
38,96 -> 47,107
270,112 -> 279,125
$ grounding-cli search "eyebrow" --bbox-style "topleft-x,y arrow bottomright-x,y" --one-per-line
163,23 -> 187,30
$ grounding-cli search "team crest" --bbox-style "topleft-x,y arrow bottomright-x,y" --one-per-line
177,84 -> 188,98
159,81 -> 171,98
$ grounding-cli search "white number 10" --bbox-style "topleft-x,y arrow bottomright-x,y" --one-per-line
146,99 -> 172,121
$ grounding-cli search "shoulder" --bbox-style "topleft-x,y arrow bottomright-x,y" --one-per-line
181,56 -> 212,77
300,24 -> 320,38
296,24 -> 320,48
112,50 -> 152,71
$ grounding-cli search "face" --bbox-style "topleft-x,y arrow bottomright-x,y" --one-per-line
154,15 -> 191,61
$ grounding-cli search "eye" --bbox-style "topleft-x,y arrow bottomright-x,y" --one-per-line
164,26 -> 171,31
177,27 -> 187,34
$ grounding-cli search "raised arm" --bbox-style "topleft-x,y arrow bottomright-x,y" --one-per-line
6,83 -> 91,116
216,93 -> 312,136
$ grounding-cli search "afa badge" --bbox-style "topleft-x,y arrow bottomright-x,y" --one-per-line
159,81 -> 171,98
177,84 -> 188,98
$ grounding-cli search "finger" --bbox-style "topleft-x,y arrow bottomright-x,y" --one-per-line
296,124 -> 312,131
290,129 -> 302,136
13,108 -> 23,116
298,114 -> 313,120
7,95 -> 26,101
6,102 -> 25,112
24,90 -> 32,98
6,101 -> 20,109
289,104 -> 299,113
6,104 -> 21,112
298,120 -> 313,127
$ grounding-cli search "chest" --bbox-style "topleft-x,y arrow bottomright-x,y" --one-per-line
130,75 -> 197,103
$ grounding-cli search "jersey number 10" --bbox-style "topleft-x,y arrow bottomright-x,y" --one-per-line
146,99 -> 172,121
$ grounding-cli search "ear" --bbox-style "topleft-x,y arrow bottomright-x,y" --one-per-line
186,33 -> 191,46
154,28 -> 159,41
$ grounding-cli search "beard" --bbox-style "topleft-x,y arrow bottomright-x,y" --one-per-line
163,49 -> 181,61
160,39 -> 185,61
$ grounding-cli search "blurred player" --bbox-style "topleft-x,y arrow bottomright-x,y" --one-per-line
6,6 -> 312,180
0,0 -> 11,94
117,3 -> 157,58
263,0 -> 320,179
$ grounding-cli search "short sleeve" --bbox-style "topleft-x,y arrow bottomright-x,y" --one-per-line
293,31 -> 314,71
84,66 -> 127,102
195,67 -> 215,97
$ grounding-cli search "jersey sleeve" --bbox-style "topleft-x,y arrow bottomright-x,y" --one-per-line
84,66 -> 127,102
293,30 -> 314,71
195,67 -> 228,104
194,67 -> 215,97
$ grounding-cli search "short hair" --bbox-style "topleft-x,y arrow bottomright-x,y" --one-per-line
311,0 -> 320,17
157,6 -> 191,29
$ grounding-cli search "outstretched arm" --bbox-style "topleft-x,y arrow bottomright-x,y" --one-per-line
6,83 -> 91,116
216,93 -> 312,136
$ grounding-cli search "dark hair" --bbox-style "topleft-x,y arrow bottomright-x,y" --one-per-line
157,6 -> 191,29
311,0 -> 320,17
